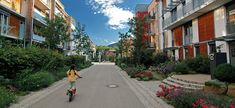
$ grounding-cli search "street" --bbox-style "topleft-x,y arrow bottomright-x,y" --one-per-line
29,64 -> 145,108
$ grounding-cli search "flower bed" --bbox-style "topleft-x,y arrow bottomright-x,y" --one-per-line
156,84 -> 235,108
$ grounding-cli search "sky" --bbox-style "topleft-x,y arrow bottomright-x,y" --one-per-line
61,0 -> 151,46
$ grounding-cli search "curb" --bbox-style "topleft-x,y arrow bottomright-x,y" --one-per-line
9,66 -> 92,108
116,66 -> 173,108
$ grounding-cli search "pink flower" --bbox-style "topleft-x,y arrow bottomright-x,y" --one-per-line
230,104 -> 235,108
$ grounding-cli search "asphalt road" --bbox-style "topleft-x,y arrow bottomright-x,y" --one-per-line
29,64 -> 145,108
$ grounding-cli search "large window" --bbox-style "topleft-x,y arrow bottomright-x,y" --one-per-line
184,22 -> 192,45
0,13 -> 9,35
226,2 -> 235,34
195,45 -> 200,57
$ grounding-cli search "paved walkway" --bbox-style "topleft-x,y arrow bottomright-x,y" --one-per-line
12,64 -> 146,108
173,74 -> 211,83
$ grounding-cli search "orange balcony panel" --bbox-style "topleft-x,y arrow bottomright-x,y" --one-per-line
35,0 -> 49,10
200,43 -> 208,57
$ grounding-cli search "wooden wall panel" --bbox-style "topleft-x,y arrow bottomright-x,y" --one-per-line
173,26 -> 183,47
187,45 -> 194,59
200,43 -> 208,57
198,12 -> 215,42
179,47 -> 183,61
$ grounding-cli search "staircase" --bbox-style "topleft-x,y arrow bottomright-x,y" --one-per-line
162,75 -> 206,91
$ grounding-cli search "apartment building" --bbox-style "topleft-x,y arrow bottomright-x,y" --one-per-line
147,0 -> 161,52
0,0 -> 26,43
0,0 -> 78,49
158,0 -> 235,65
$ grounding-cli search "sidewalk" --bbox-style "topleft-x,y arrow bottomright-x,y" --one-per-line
117,66 -> 173,108
9,67 -> 91,108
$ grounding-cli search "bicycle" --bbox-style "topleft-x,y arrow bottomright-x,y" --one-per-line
67,76 -> 82,102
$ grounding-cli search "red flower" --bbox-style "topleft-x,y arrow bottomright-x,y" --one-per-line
230,104 -> 235,108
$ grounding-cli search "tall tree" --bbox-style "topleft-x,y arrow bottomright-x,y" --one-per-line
128,17 -> 148,64
41,17 -> 69,49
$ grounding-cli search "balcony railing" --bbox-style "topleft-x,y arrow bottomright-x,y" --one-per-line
164,0 -> 214,28
33,33 -> 45,42
227,23 -> 235,34
33,10 -> 47,24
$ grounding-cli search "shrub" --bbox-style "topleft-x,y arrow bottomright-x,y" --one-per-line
0,88 -> 15,108
168,90 -> 235,108
152,53 -> 169,65
156,62 -> 176,75
173,63 -> 189,74
186,56 -> 210,74
214,64 -> 235,83
135,71 -> 153,79
205,80 -> 227,88
136,64 -> 146,72
16,71 -> 55,91
124,67 -> 138,78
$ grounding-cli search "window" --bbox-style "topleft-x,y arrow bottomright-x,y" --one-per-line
184,22 -> 192,45
184,47 -> 188,59
0,13 -> 9,35
227,3 -> 235,34
195,45 -> 200,57
171,8 -> 177,22
209,43 -> 216,54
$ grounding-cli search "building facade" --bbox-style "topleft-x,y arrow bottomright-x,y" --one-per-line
0,0 -> 78,49
0,0 -> 26,45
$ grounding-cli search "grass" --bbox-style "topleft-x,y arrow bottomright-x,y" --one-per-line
152,72 -> 166,81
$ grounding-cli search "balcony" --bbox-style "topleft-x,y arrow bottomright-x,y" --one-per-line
33,9 -> 47,24
146,14 -> 156,22
35,0 -> 50,10
163,0 -> 232,29
32,33 -> 45,43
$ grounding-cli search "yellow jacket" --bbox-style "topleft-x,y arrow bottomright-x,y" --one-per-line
67,70 -> 79,82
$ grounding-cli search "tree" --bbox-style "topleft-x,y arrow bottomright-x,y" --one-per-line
73,22 -> 92,55
128,17 -> 148,64
41,17 -> 70,50
118,32 -> 132,58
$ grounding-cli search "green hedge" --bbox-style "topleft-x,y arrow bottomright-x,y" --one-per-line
15,71 -> 55,91
214,64 -> 235,83
186,56 -> 210,74
0,88 -> 15,108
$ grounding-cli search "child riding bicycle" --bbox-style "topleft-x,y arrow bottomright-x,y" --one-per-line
66,64 -> 82,95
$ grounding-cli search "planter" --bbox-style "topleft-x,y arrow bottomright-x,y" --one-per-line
203,85 -> 227,94
227,84 -> 235,97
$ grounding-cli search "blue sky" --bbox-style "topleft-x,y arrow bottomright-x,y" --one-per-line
61,0 -> 151,46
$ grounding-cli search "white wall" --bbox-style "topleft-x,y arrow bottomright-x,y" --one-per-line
192,19 -> 199,43
175,49 -> 179,61
167,30 -> 172,47
214,6 -> 227,38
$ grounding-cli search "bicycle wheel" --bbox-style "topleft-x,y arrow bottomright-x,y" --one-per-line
69,91 -> 73,102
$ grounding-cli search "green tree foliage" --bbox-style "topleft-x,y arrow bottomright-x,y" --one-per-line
73,22 -> 93,55
41,17 -> 69,49
128,17 -> 147,64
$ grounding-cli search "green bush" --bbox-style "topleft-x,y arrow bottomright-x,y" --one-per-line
186,56 -> 210,74
0,88 -> 15,108
16,71 -> 55,91
152,53 -> 169,65
124,67 -> 138,78
205,80 -> 227,88
173,63 -> 189,74
169,90 -> 235,108
136,64 -> 146,72
214,64 -> 235,83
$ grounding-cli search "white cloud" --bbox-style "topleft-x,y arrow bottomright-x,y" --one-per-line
88,0 -> 134,30
109,41 -> 116,44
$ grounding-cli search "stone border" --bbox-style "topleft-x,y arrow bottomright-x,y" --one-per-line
9,66 -> 92,108
116,66 -> 173,108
